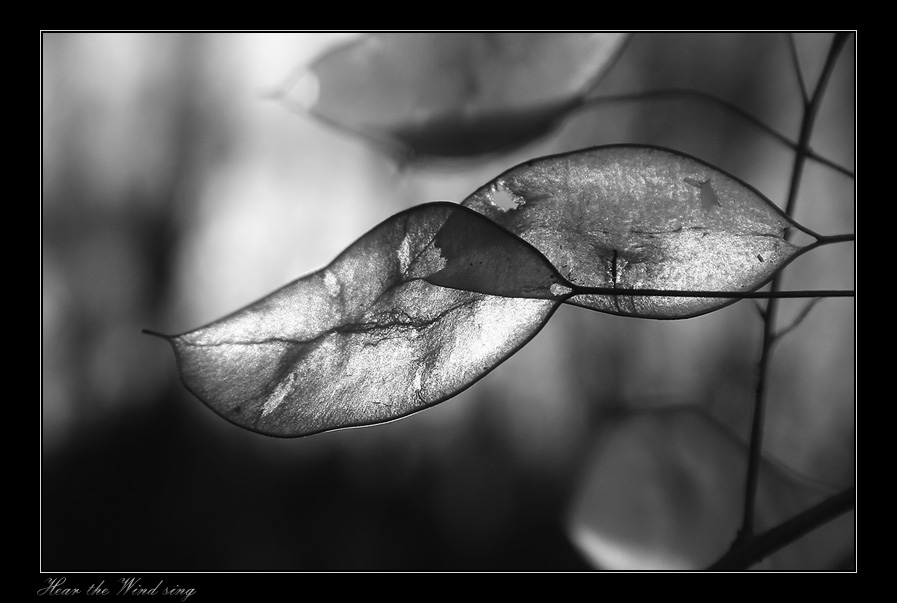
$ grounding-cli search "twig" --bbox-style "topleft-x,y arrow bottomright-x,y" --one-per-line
774,298 -> 824,342
815,233 -> 855,245
736,32 -> 851,547
707,487 -> 855,571
786,33 -> 811,104
578,90 -> 854,179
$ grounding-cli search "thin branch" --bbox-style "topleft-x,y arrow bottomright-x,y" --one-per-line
793,231 -> 855,253
789,217 -> 856,243
578,90 -> 855,179
737,32 -> 850,546
582,89 -> 792,149
707,487 -> 855,571
805,150 -> 851,179
815,233 -> 855,245
752,300 -> 766,320
775,298 -> 824,342
784,33 -> 851,218
786,33 -> 811,104
738,308 -> 777,541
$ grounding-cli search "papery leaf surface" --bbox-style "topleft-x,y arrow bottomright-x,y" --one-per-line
154,203 -> 560,437
566,407 -> 854,570
422,203 -> 572,299
298,32 -> 629,158
462,145 -> 804,318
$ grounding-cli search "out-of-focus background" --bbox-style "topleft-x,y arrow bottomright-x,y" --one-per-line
41,32 -> 854,572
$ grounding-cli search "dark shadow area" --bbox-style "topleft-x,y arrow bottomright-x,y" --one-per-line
42,382 -> 591,572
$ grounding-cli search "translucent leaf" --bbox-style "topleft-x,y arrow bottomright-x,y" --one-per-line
462,145 -> 805,318
149,203 -> 559,437
422,203 -> 572,299
295,32 -> 629,159
566,408 -> 854,570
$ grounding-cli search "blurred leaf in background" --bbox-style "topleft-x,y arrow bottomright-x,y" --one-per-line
280,32 -> 629,160
566,407 -> 854,570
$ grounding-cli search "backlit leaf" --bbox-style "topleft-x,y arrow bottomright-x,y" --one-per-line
295,32 -> 629,159
151,146 -> 821,437
462,145 -> 805,318
422,203 -> 572,299
150,203 -> 560,437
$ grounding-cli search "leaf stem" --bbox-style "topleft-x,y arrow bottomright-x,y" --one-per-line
140,328 -> 172,340
566,286 -> 853,300
814,233 -> 855,246
736,32 -> 851,548
774,298 -> 823,341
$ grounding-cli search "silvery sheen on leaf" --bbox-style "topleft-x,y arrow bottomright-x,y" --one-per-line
462,145 -> 804,318
153,203 -> 560,437
151,145 -> 809,438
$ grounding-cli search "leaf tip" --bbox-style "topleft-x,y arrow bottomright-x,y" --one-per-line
141,328 -> 173,342
270,66 -> 321,116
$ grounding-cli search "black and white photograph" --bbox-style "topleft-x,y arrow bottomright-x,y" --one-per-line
40,31 -> 855,583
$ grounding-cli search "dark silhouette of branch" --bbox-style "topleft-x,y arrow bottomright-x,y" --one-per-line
567,287 -> 853,300
786,33 -> 811,104
578,89 -> 854,179
737,32 -> 852,546
708,487 -> 855,571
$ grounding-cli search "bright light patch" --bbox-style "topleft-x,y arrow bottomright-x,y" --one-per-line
398,233 -> 412,274
261,370 -> 297,418
324,270 -> 341,298
490,184 -> 522,211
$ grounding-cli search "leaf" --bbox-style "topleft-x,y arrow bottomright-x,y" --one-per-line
293,32 -> 630,159
149,203 -> 561,437
422,203 -> 572,299
462,145 -> 805,318
151,145 -> 816,437
566,407 -> 854,570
